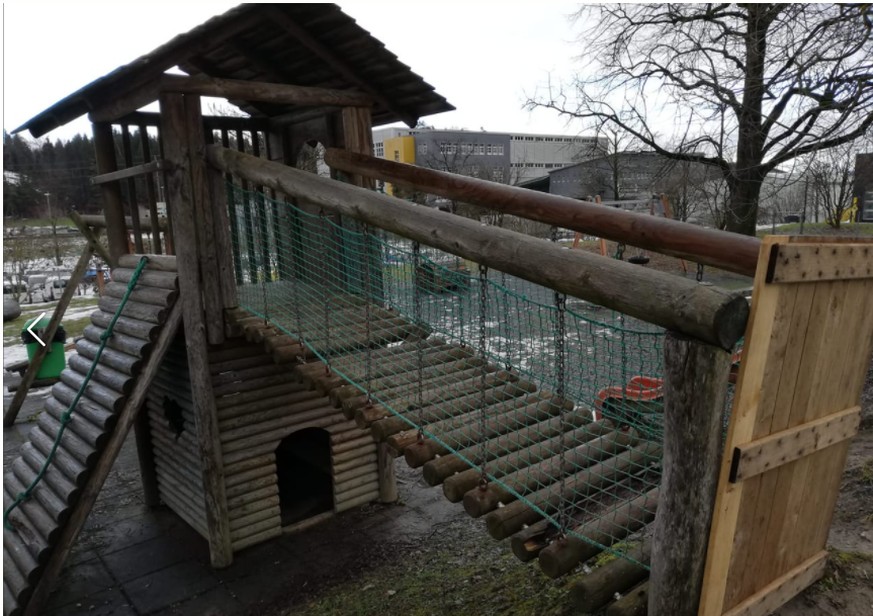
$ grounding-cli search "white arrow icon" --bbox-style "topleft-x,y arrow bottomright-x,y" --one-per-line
27,312 -> 47,347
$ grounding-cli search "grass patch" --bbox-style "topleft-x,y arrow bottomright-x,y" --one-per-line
3,296 -> 99,344
757,222 -> 873,237
8,216 -> 75,229
814,549 -> 873,593
291,534 -> 573,616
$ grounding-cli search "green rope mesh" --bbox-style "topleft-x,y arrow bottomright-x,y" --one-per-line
4,256 -> 150,530
229,184 -> 666,568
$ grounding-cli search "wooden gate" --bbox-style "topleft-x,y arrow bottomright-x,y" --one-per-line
699,236 -> 873,616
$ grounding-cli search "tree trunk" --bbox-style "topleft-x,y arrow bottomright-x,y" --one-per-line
724,174 -> 764,236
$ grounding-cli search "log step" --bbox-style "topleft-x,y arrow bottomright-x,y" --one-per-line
3,255 -> 180,616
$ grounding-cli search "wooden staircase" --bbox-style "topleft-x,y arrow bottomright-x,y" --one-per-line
3,255 -> 182,616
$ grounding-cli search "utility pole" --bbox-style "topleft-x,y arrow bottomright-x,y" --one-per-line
800,179 -> 808,235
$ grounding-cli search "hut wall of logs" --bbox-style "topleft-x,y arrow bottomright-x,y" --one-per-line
145,329 -> 383,554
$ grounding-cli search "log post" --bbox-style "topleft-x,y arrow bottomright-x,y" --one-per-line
160,92 -> 233,567
92,122 -> 128,265
376,442 -> 397,503
648,332 -> 732,616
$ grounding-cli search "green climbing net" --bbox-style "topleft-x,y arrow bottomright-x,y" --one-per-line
228,183 -> 666,567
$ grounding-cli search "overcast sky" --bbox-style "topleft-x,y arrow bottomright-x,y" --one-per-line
2,1 -> 589,143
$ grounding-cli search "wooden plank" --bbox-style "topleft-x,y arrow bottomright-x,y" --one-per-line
767,243 -> 873,283
22,302 -> 183,616
4,243 -> 93,426
721,551 -> 827,616
207,145 -> 749,350
729,405 -> 861,482
160,91 -> 233,568
90,160 -> 164,185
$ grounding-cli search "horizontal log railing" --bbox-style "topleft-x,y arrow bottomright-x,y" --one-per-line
206,145 -> 748,349
323,148 -> 762,277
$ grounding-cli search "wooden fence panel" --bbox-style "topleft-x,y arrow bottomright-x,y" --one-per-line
699,236 -> 873,616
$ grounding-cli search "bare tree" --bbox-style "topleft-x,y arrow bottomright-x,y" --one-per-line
808,146 -> 856,228
3,232 -> 42,302
529,4 -> 873,235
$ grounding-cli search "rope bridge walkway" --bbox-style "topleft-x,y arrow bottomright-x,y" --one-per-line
229,185 -> 669,575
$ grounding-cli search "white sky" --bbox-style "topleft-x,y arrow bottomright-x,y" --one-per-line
2,1 -> 589,143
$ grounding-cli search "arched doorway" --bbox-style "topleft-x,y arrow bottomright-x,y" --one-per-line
275,427 -> 333,526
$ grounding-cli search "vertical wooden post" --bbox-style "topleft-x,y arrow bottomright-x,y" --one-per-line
220,129 -> 244,285
121,124 -> 145,253
649,332 -> 732,616
92,122 -> 128,265
140,123 -> 163,254
183,95 -> 225,346
377,442 -> 398,503
208,164 -> 239,310
160,92 -> 233,568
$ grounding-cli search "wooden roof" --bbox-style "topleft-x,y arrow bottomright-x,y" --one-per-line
15,3 -> 454,138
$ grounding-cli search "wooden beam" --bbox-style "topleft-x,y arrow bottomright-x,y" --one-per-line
3,243 -> 93,427
70,211 -> 113,265
181,93 -> 225,345
266,6 -> 418,127
22,302 -> 183,616
729,405 -> 861,483
115,111 -> 271,132
90,160 -> 164,185
324,148 -> 762,277
206,145 -> 749,349
766,243 -> 873,283
77,214 -> 167,233
92,122 -> 129,265
160,92 -> 233,567
648,332 -> 732,616
721,551 -> 828,616
88,77 -> 162,124
160,74 -> 373,108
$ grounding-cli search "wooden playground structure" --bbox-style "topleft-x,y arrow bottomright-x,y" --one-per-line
4,5 -> 872,616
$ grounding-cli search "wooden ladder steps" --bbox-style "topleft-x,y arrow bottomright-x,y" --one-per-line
3,255 -> 180,616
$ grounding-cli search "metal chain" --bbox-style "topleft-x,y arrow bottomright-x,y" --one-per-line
363,224 -> 373,406
696,262 -> 705,282
319,211 -> 331,375
477,262 -> 489,488
412,241 -> 424,419
551,225 -> 569,535
615,242 -> 626,261
256,197 -> 269,325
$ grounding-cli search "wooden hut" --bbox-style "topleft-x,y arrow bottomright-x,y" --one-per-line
5,5 -> 453,614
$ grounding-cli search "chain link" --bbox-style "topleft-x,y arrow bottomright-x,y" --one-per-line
412,241 -> 424,411
477,262 -> 489,488
696,262 -> 705,282
363,223 -> 373,406
319,211 -> 331,375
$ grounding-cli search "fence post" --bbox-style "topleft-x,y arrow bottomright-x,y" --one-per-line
649,331 -> 732,616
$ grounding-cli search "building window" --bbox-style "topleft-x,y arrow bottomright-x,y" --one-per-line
394,151 -> 400,162
418,144 -> 427,155
493,168 -> 504,182
375,143 -> 385,158
496,145 -> 505,155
